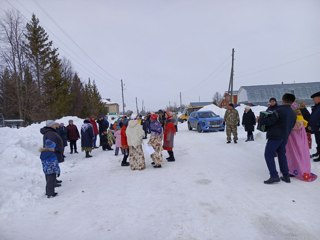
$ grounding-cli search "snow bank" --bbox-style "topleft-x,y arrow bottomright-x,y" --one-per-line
199,104 -> 226,117
198,103 -> 267,118
0,116 -> 84,217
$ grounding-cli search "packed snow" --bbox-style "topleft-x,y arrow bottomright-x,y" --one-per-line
0,106 -> 320,240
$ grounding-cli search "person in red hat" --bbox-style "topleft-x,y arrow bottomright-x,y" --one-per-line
163,111 -> 177,162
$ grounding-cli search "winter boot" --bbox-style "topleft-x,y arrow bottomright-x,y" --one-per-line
47,192 -> 58,198
70,149 -> 73,154
250,135 -> 254,141
121,154 -> 129,166
167,151 -> 175,162
85,151 -> 92,158
314,156 -> 320,162
75,149 -> 79,153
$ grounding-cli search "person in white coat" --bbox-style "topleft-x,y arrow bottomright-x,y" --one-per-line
126,120 -> 146,170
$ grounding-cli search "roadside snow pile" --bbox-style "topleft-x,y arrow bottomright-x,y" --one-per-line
0,116 -> 83,217
199,104 -> 226,116
199,103 -> 267,118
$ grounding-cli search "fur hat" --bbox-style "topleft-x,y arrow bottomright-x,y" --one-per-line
46,120 -> 58,127
311,91 -> 320,98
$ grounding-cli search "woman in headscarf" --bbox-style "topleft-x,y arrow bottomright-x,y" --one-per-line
163,111 -> 177,162
81,119 -> 94,158
148,114 -> 163,168
126,119 -> 146,170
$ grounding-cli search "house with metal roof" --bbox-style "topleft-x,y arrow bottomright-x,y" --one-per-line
238,82 -> 320,106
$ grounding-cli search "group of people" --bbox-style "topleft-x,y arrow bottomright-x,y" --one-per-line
223,92 -> 320,184
38,90 -> 320,198
39,111 -> 177,198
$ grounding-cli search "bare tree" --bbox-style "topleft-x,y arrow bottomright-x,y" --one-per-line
213,91 -> 222,106
0,10 -> 26,119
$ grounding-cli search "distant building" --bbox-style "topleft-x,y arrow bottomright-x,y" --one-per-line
220,91 -> 238,108
102,98 -> 119,114
238,82 -> 320,106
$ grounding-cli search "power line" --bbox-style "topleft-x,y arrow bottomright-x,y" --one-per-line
32,0 -> 120,83
238,51 -> 320,78
181,54 -> 231,93
3,0 -> 119,88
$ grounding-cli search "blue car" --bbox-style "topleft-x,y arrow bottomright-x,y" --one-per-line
188,110 -> 225,132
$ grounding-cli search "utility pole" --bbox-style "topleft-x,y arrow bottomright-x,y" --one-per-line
136,97 -> 139,115
228,48 -> 235,104
121,79 -> 125,114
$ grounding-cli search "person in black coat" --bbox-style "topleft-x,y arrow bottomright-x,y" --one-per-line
242,106 -> 256,142
81,119 -> 94,158
96,115 -> 112,150
300,91 -> 320,162
258,93 -> 296,184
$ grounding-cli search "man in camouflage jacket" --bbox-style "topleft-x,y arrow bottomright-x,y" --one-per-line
224,103 -> 240,143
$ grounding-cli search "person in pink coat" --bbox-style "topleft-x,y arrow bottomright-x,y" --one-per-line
286,103 -> 317,182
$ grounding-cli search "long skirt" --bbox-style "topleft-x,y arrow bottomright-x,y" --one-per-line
286,127 -> 317,182
129,145 -> 145,170
148,134 -> 163,166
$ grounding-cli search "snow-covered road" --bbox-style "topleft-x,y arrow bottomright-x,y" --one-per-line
1,112 -> 320,240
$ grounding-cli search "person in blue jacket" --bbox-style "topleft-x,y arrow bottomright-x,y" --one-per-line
258,93 -> 296,184
40,139 -> 61,198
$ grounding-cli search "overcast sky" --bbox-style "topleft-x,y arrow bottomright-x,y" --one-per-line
1,0 -> 320,111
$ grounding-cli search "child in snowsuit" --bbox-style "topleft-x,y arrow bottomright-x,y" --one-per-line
40,139 -> 61,198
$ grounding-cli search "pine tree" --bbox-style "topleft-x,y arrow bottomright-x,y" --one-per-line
24,14 -> 56,98
69,73 -> 84,117
0,68 -> 19,118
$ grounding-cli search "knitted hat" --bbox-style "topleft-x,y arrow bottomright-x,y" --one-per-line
245,106 -> 251,110
46,120 -> 58,127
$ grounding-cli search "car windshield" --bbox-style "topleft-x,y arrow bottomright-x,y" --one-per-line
198,112 -> 217,118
